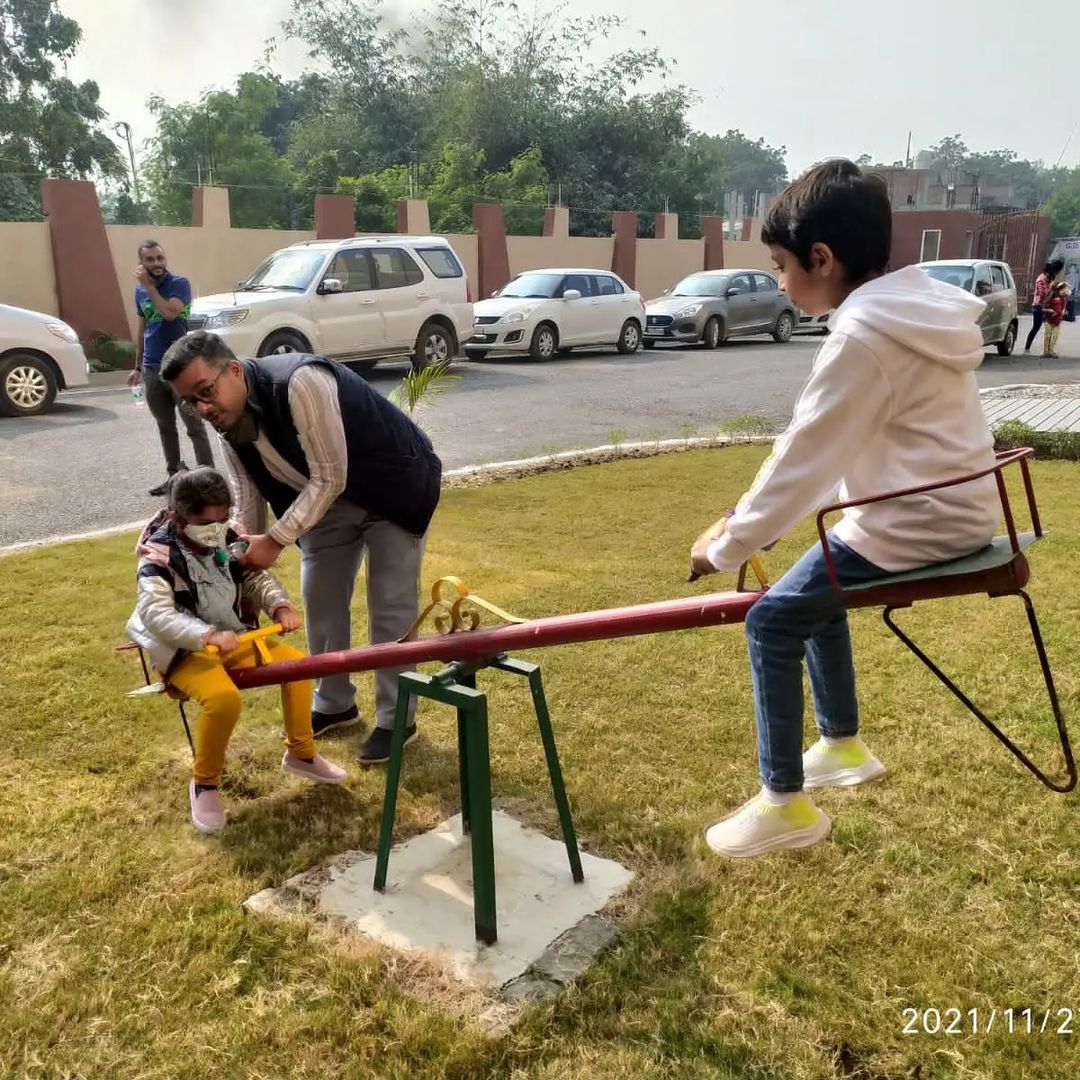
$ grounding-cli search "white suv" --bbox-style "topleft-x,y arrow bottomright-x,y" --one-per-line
0,304 -> 89,416
189,236 -> 473,373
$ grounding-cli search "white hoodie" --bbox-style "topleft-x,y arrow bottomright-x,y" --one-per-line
708,266 -> 999,574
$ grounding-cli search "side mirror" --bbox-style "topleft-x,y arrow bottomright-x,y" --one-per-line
318,278 -> 344,295
726,287 -> 740,298
563,289 -> 582,301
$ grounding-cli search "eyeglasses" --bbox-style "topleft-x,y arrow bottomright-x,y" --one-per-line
179,366 -> 228,407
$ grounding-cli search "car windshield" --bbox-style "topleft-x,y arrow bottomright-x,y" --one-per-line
669,274 -> 728,297
920,265 -> 975,292
239,250 -> 326,291
498,273 -> 564,299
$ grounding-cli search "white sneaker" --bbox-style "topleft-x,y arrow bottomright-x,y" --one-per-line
189,780 -> 227,833
704,792 -> 830,858
802,735 -> 886,790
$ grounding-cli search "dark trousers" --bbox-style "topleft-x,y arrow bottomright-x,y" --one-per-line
143,366 -> 214,474
1024,304 -> 1044,351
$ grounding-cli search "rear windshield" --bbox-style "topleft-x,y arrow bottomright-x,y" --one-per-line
920,265 -> 975,291
416,248 -> 463,278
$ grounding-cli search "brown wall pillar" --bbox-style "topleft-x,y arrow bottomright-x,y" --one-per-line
701,215 -> 725,271
315,194 -> 355,240
473,203 -> 511,299
191,186 -> 231,228
396,198 -> 431,235
654,212 -> 679,239
40,178 -> 129,342
612,211 -> 638,287
543,205 -> 570,238
741,217 -> 753,242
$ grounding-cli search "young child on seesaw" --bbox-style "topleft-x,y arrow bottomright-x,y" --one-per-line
127,467 -> 346,833
690,159 -> 999,858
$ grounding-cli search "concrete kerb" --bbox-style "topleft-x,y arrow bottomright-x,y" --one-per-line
0,436 -> 776,558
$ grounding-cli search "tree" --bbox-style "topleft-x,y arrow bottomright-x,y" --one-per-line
1044,170 -> 1080,238
693,130 -> 788,211
0,0 -> 123,219
143,73 -> 296,228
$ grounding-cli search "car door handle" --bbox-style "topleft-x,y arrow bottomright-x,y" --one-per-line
416,292 -> 431,300
360,298 -> 376,305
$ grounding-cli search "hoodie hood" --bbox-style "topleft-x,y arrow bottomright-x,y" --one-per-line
832,266 -> 986,372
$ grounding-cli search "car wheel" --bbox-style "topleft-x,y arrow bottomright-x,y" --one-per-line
997,322 -> 1017,357
257,330 -> 309,357
465,348 -> 489,361
413,320 -> 454,372
702,316 -> 723,350
772,311 -> 795,343
529,323 -> 558,360
0,353 -> 58,417
616,320 -> 642,354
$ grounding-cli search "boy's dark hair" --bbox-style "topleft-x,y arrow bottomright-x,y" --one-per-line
161,331 -> 237,382
138,239 -> 162,255
168,467 -> 232,520
761,159 -> 892,281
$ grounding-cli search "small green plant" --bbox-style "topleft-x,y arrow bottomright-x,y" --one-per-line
718,413 -> 776,440
84,331 -> 135,373
993,420 -> 1080,461
992,419 -> 1037,450
388,360 -> 461,419
608,428 -> 627,446
676,421 -> 698,440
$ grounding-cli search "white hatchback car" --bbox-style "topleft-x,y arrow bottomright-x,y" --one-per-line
0,304 -> 89,416
190,236 -> 473,373
467,269 -> 645,360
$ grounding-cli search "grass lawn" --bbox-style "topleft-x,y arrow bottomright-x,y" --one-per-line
1,445 -> 1079,1080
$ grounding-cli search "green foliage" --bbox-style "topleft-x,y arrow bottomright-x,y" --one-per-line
994,419 -> 1080,461
83,332 -> 135,373
388,359 -> 461,419
719,413 -> 777,439
0,0 -> 123,220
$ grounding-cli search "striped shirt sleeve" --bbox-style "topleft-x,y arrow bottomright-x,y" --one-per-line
268,365 -> 348,546
220,435 -> 268,537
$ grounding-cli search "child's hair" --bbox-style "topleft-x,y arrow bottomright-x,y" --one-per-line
168,467 -> 232,520
761,158 -> 892,282
1052,281 -> 1068,296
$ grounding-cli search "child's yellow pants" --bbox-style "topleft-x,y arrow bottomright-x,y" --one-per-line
168,640 -> 315,788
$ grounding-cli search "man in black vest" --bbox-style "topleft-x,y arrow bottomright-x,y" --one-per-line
161,331 -> 441,764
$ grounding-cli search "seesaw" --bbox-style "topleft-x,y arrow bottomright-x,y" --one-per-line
125,448 -> 1075,944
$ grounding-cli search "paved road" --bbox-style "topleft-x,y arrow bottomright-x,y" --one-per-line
3,336 -> 1079,548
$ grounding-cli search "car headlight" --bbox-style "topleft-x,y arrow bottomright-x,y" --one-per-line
203,309 -> 250,330
504,310 -> 527,324
674,304 -> 703,319
46,322 -> 79,344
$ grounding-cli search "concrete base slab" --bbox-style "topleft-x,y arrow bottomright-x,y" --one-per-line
246,811 -> 633,992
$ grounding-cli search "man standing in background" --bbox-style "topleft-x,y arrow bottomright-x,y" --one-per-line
127,240 -> 214,495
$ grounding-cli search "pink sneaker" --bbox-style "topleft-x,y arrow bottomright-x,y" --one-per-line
189,780 -> 227,833
281,751 -> 347,785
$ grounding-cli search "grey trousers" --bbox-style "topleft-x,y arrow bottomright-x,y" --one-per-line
143,366 -> 214,474
298,499 -> 426,729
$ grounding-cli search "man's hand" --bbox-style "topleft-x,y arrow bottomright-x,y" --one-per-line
272,605 -> 302,632
135,265 -> 153,289
690,515 -> 730,578
127,368 -> 142,387
204,629 -> 241,654
241,533 -> 284,570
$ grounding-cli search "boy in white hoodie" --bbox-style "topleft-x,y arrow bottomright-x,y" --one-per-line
691,159 -> 999,858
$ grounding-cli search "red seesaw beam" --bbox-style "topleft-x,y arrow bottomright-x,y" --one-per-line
230,588 -> 764,690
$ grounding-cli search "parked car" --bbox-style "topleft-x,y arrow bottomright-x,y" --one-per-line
796,309 -> 832,334
915,259 -> 1019,356
189,236 -> 473,374
643,270 -> 798,349
467,269 -> 645,360
0,304 -> 89,417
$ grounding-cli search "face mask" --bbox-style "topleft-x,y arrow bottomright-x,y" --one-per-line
184,521 -> 229,550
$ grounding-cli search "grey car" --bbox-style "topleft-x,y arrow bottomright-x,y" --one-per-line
916,259 -> 1019,356
643,270 -> 798,349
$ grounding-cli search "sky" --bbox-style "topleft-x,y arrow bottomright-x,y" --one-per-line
57,0 -> 1066,179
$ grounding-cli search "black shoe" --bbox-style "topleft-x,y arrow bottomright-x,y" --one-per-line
149,463 -> 188,498
311,705 -> 361,738
358,724 -> 417,766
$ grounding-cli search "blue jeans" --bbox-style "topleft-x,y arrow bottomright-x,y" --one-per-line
744,532 -> 888,792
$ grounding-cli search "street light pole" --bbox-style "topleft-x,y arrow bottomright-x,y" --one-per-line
114,121 -> 140,205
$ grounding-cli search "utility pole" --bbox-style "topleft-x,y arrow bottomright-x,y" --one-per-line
114,121 -> 140,204
905,130 -> 912,170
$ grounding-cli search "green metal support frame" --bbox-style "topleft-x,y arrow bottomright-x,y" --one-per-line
373,653 -> 584,945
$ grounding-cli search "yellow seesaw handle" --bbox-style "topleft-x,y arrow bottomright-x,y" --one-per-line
747,555 -> 769,588
203,623 -> 284,660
